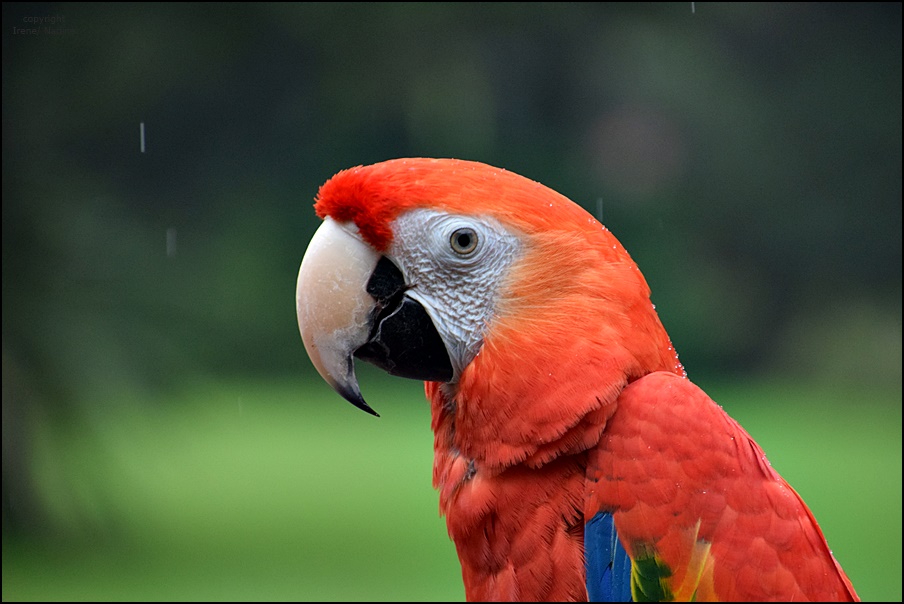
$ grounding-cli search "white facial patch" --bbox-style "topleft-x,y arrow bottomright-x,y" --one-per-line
388,209 -> 522,379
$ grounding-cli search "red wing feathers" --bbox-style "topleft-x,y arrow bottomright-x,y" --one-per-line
586,371 -> 858,602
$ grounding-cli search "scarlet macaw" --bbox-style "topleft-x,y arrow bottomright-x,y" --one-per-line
295,158 -> 859,602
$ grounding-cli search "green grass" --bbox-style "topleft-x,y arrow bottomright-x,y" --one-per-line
3,373 -> 901,601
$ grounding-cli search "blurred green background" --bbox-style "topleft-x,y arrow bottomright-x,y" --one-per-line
2,2 -> 901,601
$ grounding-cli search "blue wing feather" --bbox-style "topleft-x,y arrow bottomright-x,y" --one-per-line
586,511 -> 632,602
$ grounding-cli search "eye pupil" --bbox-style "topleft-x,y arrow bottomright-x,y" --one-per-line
450,227 -> 478,255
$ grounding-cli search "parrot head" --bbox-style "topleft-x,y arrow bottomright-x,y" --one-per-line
296,158 -> 682,416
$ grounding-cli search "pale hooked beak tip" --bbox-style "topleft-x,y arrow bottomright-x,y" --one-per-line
335,382 -> 380,417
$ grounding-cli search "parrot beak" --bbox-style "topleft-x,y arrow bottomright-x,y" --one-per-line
296,217 -> 379,415
296,217 -> 454,416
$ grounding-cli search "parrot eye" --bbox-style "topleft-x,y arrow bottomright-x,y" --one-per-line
450,227 -> 479,256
